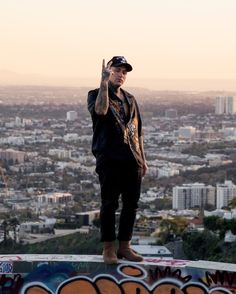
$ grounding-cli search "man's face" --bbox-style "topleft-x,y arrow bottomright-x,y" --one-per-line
109,66 -> 128,87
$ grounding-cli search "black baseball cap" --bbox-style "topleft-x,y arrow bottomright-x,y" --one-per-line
107,56 -> 133,72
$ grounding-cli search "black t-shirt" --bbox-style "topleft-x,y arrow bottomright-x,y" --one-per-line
87,88 -> 141,168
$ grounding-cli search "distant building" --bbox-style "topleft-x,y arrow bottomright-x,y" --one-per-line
226,96 -> 236,114
0,149 -> 26,164
48,149 -> 71,159
14,116 -> 33,127
173,183 -> 215,210
22,118 -> 33,126
178,126 -> 196,140
157,166 -> 179,178
215,96 -> 225,114
223,127 -> 236,138
15,116 -> 22,127
187,217 -> 204,231
195,127 -> 220,141
216,180 -> 236,209
225,230 -> 236,243
19,217 -> 56,236
205,208 -> 236,219
75,210 -> 100,226
2,136 -> 25,146
37,192 -> 73,205
64,133 -> 79,142
66,111 -> 78,121
215,96 -> 236,115
131,245 -> 173,258
165,108 -> 178,119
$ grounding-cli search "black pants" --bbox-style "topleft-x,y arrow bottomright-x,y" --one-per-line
97,160 -> 142,242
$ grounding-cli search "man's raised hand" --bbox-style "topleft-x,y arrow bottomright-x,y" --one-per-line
101,59 -> 112,81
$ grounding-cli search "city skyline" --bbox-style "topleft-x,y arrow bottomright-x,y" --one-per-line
1,0 -> 236,90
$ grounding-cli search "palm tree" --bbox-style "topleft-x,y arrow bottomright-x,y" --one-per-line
2,220 -> 9,244
9,217 -> 19,243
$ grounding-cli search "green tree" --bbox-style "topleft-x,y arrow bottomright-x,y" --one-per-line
92,218 -> 101,228
203,216 -> 223,232
2,220 -> 9,244
229,197 -> 236,209
9,217 -> 19,243
183,230 -> 220,260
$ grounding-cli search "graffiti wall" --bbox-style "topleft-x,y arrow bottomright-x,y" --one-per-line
0,255 -> 235,293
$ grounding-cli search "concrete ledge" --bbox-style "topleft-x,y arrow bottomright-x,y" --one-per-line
0,255 -> 235,293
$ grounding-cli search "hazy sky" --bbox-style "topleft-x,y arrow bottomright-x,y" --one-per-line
1,0 -> 236,89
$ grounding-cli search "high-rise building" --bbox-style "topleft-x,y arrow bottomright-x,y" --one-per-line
225,96 -> 236,114
15,116 -> 22,126
173,183 -> 215,210
215,96 -> 225,114
215,96 -> 236,115
216,180 -> 236,209
66,111 -> 78,121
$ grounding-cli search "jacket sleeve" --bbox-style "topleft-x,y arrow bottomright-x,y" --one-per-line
87,89 -> 99,115
135,100 -> 143,138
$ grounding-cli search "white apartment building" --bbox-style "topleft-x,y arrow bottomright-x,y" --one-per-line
216,180 -> 236,209
215,96 -> 236,115
173,183 -> 215,210
37,192 -> 73,205
22,118 -> 33,126
64,133 -> 79,142
223,127 -> 236,138
0,137 -> 25,146
225,96 -> 236,114
66,111 -> 78,121
215,96 -> 225,114
15,116 -> 22,126
0,149 -> 26,164
157,166 -> 179,178
48,149 -> 71,159
178,126 -> 196,140
19,217 -> 56,236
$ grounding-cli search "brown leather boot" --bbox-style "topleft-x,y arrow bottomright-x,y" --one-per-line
117,241 -> 143,262
103,241 -> 118,264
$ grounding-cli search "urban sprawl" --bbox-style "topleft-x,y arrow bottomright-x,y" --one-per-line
0,86 -> 236,247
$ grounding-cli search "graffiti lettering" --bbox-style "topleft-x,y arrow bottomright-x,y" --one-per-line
144,258 -> 188,267
148,266 -> 192,284
0,274 -> 24,294
23,278 -> 234,294
0,256 -> 22,261
22,265 -> 235,294
0,262 -> 13,274
200,270 -> 236,292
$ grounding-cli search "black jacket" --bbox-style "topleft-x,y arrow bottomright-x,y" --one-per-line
87,87 -> 143,168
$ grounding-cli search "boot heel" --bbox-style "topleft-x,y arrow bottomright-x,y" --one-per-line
118,241 -> 143,262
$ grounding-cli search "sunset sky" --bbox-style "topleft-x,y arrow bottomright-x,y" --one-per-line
1,0 -> 236,90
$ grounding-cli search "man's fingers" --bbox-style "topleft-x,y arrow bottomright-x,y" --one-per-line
102,59 -> 105,70
107,60 -> 113,69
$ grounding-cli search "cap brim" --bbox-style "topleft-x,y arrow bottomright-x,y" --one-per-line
113,63 -> 133,72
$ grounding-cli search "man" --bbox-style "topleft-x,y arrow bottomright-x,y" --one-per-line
87,56 -> 148,264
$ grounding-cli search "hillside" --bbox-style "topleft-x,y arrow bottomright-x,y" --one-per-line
0,231 -> 102,255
